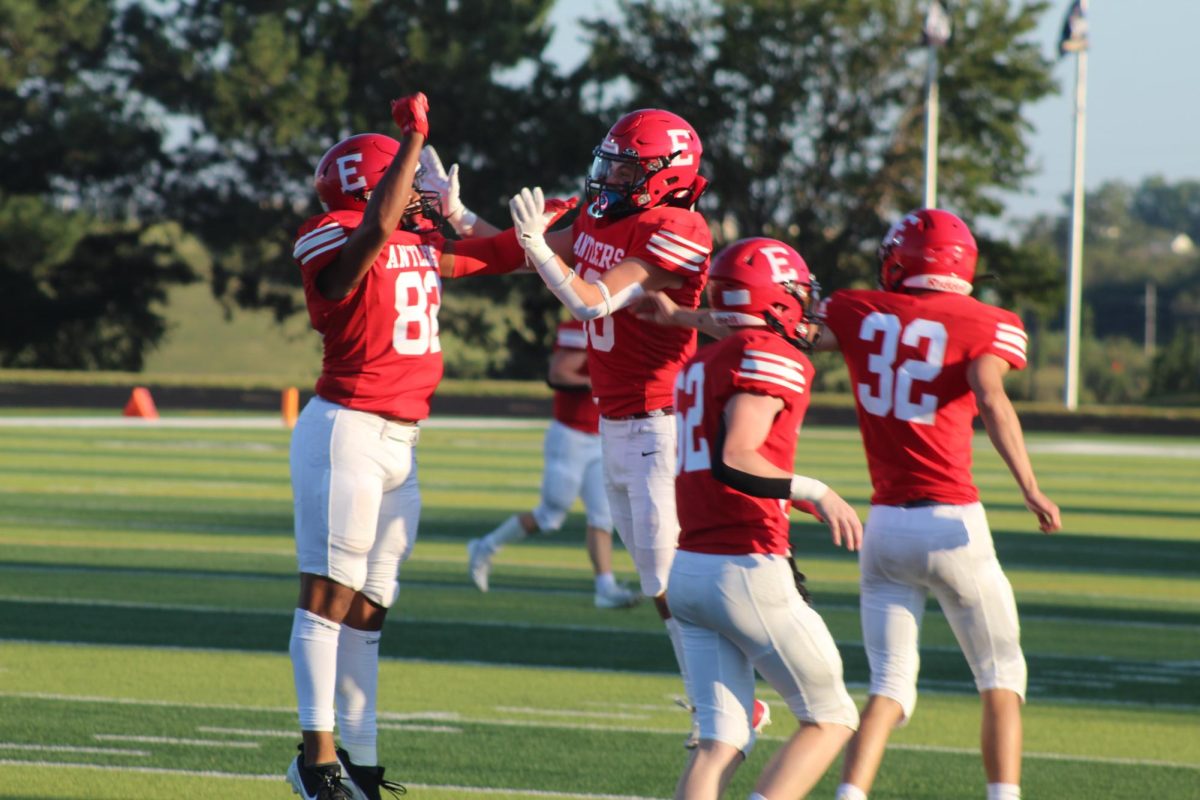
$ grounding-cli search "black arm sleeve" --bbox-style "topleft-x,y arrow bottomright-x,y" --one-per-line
709,418 -> 791,499
546,380 -> 591,393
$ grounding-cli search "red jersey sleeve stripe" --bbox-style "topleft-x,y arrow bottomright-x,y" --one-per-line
994,324 -> 1028,360
993,341 -> 1028,361
738,351 -> 808,394
735,368 -> 807,395
997,322 -> 1028,340
294,224 -> 347,264
646,231 -> 709,271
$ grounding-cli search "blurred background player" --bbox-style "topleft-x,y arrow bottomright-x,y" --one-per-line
466,318 -> 639,610
287,93 -> 574,800
667,238 -> 861,800
818,209 -> 1063,800
424,109 -> 723,740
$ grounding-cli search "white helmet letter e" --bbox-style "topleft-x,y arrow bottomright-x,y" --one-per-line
337,153 -> 366,192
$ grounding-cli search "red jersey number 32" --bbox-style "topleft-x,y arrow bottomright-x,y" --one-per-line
857,312 -> 946,425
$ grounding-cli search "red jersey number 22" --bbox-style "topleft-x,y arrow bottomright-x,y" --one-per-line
857,312 -> 946,425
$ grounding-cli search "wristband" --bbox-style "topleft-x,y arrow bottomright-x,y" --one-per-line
526,238 -> 567,285
789,475 -> 829,503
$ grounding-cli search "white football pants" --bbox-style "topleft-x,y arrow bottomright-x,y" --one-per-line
289,396 -> 420,607
532,420 -> 611,533
860,502 -> 1027,722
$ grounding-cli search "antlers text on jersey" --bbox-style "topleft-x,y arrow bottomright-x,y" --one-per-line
384,243 -> 438,271
573,232 -> 626,272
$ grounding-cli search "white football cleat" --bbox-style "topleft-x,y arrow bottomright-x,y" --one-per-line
594,582 -> 640,609
466,538 -> 492,593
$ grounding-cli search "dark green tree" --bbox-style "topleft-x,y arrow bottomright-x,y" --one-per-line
579,0 -> 1057,289
0,0 -> 196,368
133,0 -> 601,377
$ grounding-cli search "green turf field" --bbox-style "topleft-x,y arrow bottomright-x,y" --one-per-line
0,419 -> 1197,799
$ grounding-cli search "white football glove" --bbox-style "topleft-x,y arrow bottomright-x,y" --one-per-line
510,187 -> 568,285
419,145 -> 476,236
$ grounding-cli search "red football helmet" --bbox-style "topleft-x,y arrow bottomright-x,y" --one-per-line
585,109 -> 706,219
707,237 -> 822,350
878,208 -> 977,295
313,133 -> 439,227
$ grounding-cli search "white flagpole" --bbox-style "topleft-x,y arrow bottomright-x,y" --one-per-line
1064,47 -> 1088,410
924,45 -> 940,208
922,2 -> 949,208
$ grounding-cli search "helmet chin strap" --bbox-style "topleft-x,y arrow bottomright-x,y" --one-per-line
763,311 -> 819,352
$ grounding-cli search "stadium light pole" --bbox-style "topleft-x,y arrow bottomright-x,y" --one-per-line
922,2 -> 951,209
1060,0 -> 1089,411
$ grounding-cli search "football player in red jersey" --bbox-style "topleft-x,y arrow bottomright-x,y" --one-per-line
640,211 -> 1062,800
466,319 -> 638,609
819,210 -> 1062,800
669,238 -> 861,800
286,93 -> 575,800
428,110 -> 718,737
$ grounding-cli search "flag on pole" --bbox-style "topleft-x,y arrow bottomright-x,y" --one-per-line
922,1 -> 952,48
1058,0 -> 1088,57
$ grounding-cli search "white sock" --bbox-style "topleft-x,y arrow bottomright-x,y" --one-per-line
664,616 -> 692,703
748,794 -> 769,800
835,784 -> 868,800
483,514 -> 527,552
336,624 -> 381,767
289,608 -> 340,732
595,572 -> 617,593
986,783 -> 1021,800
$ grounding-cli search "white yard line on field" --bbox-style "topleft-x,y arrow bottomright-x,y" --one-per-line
0,415 -> 546,430
0,743 -> 150,756
93,734 -> 259,748
494,706 -> 651,720
1027,440 -> 1200,459
0,760 -> 671,799
3,691 -> 1198,771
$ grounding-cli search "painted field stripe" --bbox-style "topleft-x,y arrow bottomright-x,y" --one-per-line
0,743 -> 150,756
4,691 -> 1199,765
197,726 -> 301,738
0,759 -> 282,780
886,742 -> 1200,771
93,734 -> 259,748
0,416 -> 548,430
0,760 -> 670,799
494,706 -> 650,720
376,723 -> 465,734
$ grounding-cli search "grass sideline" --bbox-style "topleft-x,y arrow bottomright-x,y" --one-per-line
0,421 -> 1197,799
8,366 -> 1200,424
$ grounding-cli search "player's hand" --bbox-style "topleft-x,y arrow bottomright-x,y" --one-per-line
419,146 -> 463,219
390,92 -> 429,138
509,187 -> 549,250
543,196 -> 579,230
633,291 -> 682,326
1024,489 -> 1061,533
815,489 -> 862,552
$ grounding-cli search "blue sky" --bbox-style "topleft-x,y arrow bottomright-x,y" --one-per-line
546,1 -> 1200,225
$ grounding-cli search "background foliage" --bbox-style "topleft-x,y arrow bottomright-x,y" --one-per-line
1,0 -> 1196,397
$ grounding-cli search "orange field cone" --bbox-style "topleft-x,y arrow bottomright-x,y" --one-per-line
123,386 -> 159,420
282,387 -> 300,429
